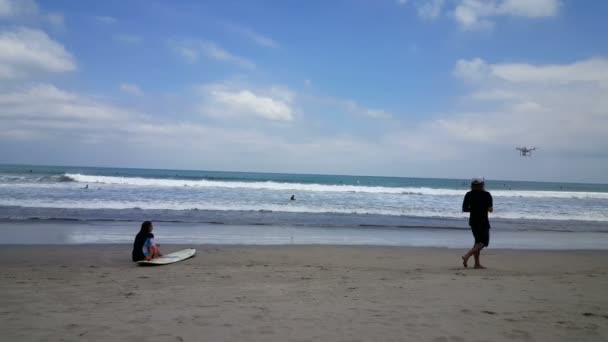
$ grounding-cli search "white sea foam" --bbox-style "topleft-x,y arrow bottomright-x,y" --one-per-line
2,198 -> 607,222
62,173 -> 608,199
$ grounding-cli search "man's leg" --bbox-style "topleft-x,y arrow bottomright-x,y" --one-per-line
473,229 -> 489,268
473,248 -> 485,269
462,243 -> 484,267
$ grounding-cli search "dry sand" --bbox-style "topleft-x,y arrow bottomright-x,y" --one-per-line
0,245 -> 607,342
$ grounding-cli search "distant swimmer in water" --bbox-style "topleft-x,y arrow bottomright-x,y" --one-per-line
290,195 -> 295,201
83,184 -> 89,189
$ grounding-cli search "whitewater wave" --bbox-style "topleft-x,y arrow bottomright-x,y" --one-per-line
0,174 -> 75,183
3,172 -> 608,199
53,173 -> 608,199
1,200 -> 607,222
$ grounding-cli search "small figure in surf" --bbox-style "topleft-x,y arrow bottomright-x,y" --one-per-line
132,221 -> 162,262
461,178 -> 493,269
83,184 -> 89,189
290,195 -> 295,201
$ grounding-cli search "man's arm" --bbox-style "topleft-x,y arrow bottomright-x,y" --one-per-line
462,193 -> 470,212
487,193 -> 493,213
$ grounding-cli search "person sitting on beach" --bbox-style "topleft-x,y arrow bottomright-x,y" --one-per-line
461,178 -> 493,269
132,221 -> 162,262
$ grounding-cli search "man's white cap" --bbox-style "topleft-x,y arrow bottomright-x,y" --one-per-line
471,177 -> 485,184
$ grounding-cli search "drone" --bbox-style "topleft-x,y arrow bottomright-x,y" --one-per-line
516,146 -> 537,157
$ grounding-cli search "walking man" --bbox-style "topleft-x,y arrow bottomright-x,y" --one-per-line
462,178 -> 493,269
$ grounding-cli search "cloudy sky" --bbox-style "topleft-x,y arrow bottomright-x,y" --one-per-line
0,0 -> 607,183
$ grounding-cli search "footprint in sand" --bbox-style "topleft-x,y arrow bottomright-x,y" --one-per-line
502,329 -> 531,340
582,312 -> 608,319
433,336 -> 464,342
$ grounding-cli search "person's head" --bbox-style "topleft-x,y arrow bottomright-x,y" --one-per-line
471,177 -> 485,191
139,221 -> 153,234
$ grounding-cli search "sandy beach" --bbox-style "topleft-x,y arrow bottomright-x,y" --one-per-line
1,245 -> 607,342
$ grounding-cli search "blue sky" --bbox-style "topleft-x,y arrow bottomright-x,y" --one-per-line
1,0 -> 607,182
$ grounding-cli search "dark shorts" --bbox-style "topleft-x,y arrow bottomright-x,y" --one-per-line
471,227 -> 490,247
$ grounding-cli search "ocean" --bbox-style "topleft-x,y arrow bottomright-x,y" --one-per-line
1,164 -> 607,249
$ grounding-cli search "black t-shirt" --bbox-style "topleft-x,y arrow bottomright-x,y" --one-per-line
132,232 -> 154,262
462,190 -> 493,229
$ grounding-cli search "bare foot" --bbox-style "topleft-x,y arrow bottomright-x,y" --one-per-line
462,256 -> 468,268
474,264 -> 486,269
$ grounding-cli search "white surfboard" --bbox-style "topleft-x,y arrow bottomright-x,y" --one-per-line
137,248 -> 196,266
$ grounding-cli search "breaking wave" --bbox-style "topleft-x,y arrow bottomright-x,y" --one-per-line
60,173 -> 608,199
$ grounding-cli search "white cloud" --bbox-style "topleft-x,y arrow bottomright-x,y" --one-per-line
0,83 -> 210,147
491,59 -> 608,84
471,89 -> 519,101
453,58 -> 491,81
44,12 -> 65,31
212,90 -> 292,121
1,71 -> 606,181
0,0 -> 39,18
120,83 -> 143,96
198,83 -> 294,121
171,44 -> 198,62
330,98 -> 393,120
454,57 -> 608,84
114,34 -> 142,45
300,93 -> 394,121
399,0 -> 445,20
95,16 -> 116,24
453,0 -> 495,30
170,39 -> 255,70
0,27 -> 76,80
0,0 -> 65,30
0,84 -> 209,153
437,57 -> 608,156
499,0 -> 559,17
365,108 -> 392,119
0,84 -> 133,123
454,0 -> 560,30
417,0 -> 444,19
0,83 -> 302,170
226,24 -> 279,49
361,56 -> 608,180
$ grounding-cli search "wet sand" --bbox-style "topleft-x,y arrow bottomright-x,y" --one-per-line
0,245 -> 607,341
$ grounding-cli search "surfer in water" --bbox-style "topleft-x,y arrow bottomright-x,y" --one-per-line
461,178 -> 493,269
290,195 -> 295,201
132,221 -> 162,262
